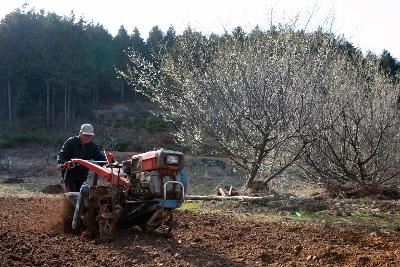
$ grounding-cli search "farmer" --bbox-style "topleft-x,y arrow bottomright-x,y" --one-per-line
57,123 -> 106,192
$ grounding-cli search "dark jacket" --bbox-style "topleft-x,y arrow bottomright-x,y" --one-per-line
57,136 -> 106,179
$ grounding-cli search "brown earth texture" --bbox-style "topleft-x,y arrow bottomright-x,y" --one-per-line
0,196 -> 399,267
1,148 -> 400,266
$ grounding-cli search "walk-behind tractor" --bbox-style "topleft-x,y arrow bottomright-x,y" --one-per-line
62,149 -> 186,240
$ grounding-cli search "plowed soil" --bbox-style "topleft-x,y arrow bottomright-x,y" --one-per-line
0,197 -> 399,266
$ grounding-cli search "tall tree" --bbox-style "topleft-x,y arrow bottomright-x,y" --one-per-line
85,23 -> 114,105
146,26 -> 164,60
130,27 -> 147,56
0,8 -> 41,129
380,49 -> 400,78
163,26 -> 176,52
232,26 -> 246,41
301,55 -> 400,196
113,25 -> 132,101
113,25 -> 131,66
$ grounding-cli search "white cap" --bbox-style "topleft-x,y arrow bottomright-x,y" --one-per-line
80,124 -> 94,136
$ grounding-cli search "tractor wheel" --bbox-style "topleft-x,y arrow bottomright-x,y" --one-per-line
62,196 -> 75,233
138,221 -> 148,232
82,207 -> 98,239
137,211 -> 155,232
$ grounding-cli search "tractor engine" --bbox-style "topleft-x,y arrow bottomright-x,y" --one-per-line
123,150 -> 185,201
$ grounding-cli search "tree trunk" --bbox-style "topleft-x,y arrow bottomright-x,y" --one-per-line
51,88 -> 55,128
92,85 -> 96,106
72,90 -> 75,127
134,89 -> 137,102
0,85 -> 3,117
65,86 -> 72,130
185,195 -> 275,201
68,87 -> 71,124
45,80 -> 50,129
64,85 -> 67,130
244,169 -> 258,189
120,79 -> 124,102
0,85 -> 4,128
7,79 -> 11,130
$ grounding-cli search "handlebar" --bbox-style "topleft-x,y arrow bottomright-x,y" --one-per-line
62,160 -> 121,170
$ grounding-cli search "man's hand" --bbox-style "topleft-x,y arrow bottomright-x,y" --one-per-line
56,164 -> 65,171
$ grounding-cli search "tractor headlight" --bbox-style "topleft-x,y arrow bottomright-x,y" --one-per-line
165,155 -> 179,165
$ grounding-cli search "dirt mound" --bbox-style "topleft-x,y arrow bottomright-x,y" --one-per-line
0,196 -> 399,266
41,184 -> 64,194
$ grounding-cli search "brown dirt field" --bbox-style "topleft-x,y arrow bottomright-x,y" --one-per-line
0,196 -> 399,267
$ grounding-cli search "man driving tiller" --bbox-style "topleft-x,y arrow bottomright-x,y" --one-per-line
57,123 -> 106,192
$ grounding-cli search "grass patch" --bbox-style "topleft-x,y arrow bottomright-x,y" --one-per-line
178,201 -> 224,215
0,183 -> 39,197
178,201 -> 203,212
278,209 -> 400,232
187,184 -> 217,195
346,211 -> 400,232
117,116 -> 171,132
249,210 -> 398,232
192,199 -> 400,233
146,117 -> 170,132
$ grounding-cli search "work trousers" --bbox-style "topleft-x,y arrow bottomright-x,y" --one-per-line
63,172 -> 86,192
